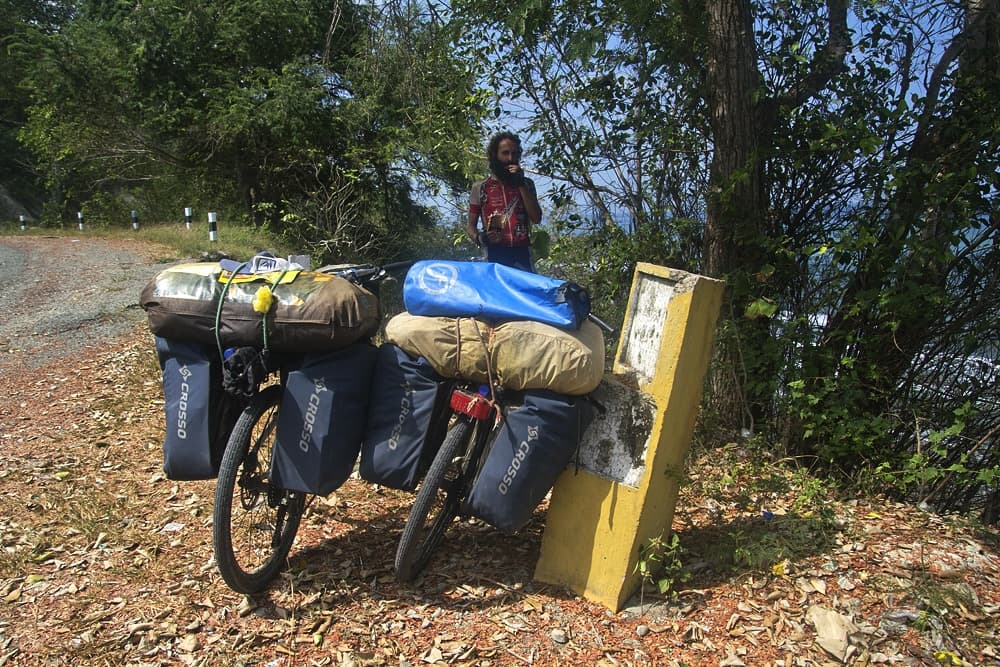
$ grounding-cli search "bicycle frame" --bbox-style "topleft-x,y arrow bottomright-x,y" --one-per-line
393,381 -> 512,582
444,387 -> 501,492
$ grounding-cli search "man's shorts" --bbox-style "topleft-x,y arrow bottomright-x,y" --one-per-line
485,244 -> 533,273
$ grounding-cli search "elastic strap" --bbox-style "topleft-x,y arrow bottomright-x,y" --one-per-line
470,318 -> 498,406
454,317 -> 462,379
215,262 -> 249,363
260,269 -> 290,352
214,264 -> 289,362
574,402 -> 582,474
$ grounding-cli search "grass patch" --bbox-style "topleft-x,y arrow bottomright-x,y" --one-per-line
678,441 -> 841,577
131,223 -> 292,261
2,221 -> 293,264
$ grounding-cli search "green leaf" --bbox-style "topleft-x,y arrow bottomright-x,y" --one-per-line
744,298 -> 778,320
531,227 -> 551,259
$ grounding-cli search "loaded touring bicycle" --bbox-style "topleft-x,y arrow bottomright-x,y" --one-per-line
142,256 -> 609,593
363,261 -> 612,582
143,255 -> 409,592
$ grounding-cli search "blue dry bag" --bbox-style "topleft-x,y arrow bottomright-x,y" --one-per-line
403,260 -> 590,330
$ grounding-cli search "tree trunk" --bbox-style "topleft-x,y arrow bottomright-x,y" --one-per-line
702,0 -> 765,279
698,0 -> 851,440
701,0 -> 770,436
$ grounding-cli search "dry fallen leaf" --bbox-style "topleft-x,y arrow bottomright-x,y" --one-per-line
420,646 -> 444,663
2,246 -> 999,667
806,605 -> 863,662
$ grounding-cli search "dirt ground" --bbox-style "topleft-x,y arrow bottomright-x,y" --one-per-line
1,235 -> 998,667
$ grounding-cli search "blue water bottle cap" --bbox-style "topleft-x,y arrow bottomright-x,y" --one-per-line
478,385 -> 489,396
223,347 -> 236,360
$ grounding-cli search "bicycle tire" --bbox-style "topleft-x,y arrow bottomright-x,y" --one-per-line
395,418 -> 475,582
213,385 -> 305,594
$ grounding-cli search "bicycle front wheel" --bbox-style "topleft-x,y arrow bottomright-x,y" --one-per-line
395,418 -> 475,582
213,385 -> 305,594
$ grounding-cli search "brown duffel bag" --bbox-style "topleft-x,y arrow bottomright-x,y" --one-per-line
384,312 -> 604,395
492,318 -> 605,395
384,312 -> 491,382
141,262 -> 380,351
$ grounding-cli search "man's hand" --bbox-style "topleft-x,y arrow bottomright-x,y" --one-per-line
504,164 -> 525,187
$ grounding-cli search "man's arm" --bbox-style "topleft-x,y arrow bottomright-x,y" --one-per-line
519,178 -> 542,225
467,207 -> 481,244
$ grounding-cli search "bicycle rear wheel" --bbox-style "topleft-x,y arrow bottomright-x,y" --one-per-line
213,385 -> 305,593
395,418 -> 475,582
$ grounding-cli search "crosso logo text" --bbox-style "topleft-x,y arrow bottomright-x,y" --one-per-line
498,425 -> 539,495
388,383 -> 414,450
298,377 -> 329,452
175,365 -> 193,440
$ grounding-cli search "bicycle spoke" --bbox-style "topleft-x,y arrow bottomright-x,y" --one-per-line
213,386 -> 305,594
395,419 -> 476,582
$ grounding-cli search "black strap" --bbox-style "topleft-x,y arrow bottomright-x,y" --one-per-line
222,347 -> 270,401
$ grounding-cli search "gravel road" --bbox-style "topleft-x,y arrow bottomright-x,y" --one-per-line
0,235 -> 174,371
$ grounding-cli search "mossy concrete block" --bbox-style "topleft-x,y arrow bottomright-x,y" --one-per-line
575,379 -> 656,488
535,263 -> 724,611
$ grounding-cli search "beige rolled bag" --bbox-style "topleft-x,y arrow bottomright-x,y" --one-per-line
384,312 -> 604,396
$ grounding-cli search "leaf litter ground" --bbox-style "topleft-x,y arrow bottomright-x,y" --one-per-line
1,239 -> 999,667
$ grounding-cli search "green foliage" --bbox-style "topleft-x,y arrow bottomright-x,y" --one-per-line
450,0 -> 711,237
867,402 -> 999,499
448,0 -> 1000,526
14,0 -> 483,253
2,221 -> 291,263
0,0 -> 68,213
634,532 -> 690,598
729,501 -> 837,573
744,298 -> 778,320
680,442 -> 840,577
785,371 -> 895,462
540,207 -> 702,335
141,223 -> 294,263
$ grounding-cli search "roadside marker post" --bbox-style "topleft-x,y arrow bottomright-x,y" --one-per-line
208,212 -> 218,242
184,207 -> 193,230
131,210 -> 140,231
20,215 -> 26,231
534,262 -> 724,611
77,211 -> 84,231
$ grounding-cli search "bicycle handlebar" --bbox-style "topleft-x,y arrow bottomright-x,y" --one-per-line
380,260 -> 417,273
316,260 -> 415,285
587,312 -> 617,336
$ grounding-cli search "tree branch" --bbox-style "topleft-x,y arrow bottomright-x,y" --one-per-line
759,0 -> 850,130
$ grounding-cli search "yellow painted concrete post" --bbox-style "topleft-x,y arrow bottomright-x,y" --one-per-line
534,262 -> 724,610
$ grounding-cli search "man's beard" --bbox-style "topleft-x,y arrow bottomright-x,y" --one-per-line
490,158 -> 522,185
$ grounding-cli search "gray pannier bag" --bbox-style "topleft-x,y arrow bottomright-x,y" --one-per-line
155,336 -> 240,480
360,344 -> 452,491
463,389 -> 595,533
270,343 -> 378,496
